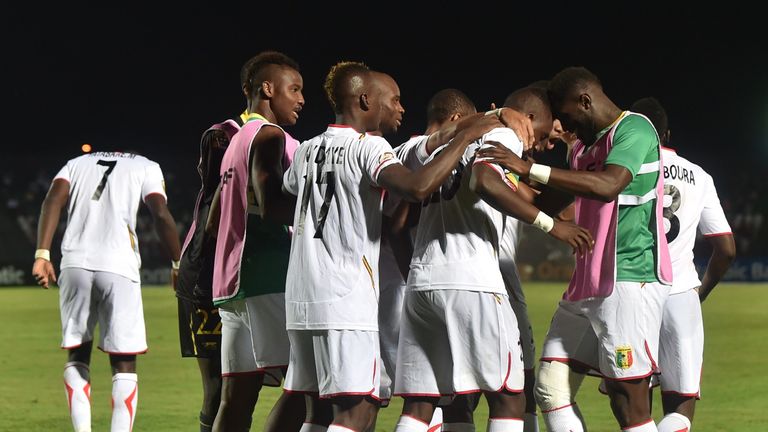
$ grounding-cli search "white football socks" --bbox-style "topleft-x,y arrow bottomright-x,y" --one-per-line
622,419 -> 658,432
64,362 -> 92,432
111,373 -> 138,432
657,413 -> 691,432
395,415 -> 430,432
487,417 -> 524,432
542,403 -> 585,432
428,407 -> 443,431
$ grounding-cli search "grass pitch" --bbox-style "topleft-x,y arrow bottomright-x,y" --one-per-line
1,283 -> 766,431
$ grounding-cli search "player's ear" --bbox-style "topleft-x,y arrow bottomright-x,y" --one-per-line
578,93 -> 591,110
261,81 -> 273,98
450,113 -> 462,122
360,93 -> 370,111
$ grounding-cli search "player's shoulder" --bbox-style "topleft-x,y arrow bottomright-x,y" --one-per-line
619,112 -> 658,136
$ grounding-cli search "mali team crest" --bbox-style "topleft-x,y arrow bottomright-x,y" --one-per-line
615,345 -> 633,369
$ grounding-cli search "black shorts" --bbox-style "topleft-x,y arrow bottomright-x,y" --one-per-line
178,297 -> 222,358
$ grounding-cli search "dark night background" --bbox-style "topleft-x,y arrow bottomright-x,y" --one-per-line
2,3 -> 766,276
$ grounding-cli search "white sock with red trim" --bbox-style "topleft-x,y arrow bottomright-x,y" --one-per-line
622,418 -> 658,432
299,423 -> 328,432
542,403 -> 585,432
427,407 -> 443,431
111,373 -> 138,432
442,422 -> 475,431
395,415 -> 430,432
487,417 -> 524,431
523,412 -> 539,432
657,413 -> 690,432
64,362 -> 92,432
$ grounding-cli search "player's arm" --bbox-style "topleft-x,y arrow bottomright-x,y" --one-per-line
424,108 -> 535,156
145,194 -> 182,289
250,126 -> 296,226
477,141 -> 633,202
32,179 -> 69,288
698,234 -> 736,302
378,115 -> 503,202
479,118 -> 655,202
469,163 -> 593,255
205,184 -> 222,239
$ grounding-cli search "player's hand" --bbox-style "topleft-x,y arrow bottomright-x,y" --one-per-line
455,115 -> 503,146
497,108 -> 535,151
548,221 -> 594,257
32,258 -> 57,289
171,268 -> 179,291
476,141 -> 532,177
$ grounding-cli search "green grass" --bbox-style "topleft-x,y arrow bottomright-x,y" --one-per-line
1,283 -> 766,431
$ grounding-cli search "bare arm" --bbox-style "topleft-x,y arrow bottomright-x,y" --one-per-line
698,234 -> 736,302
145,194 -> 182,262
477,142 -> 633,202
32,179 -> 69,288
205,184 -> 221,239
378,115 -> 502,202
469,163 -> 593,255
250,126 -> 296,226
425,108 -> 535,156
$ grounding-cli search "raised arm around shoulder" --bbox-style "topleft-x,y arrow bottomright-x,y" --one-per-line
378,115 -> 503,202
698,234 -> 736,302
250,125 -> 296,226
469,163 -> 593,256
145,194 -> 181,262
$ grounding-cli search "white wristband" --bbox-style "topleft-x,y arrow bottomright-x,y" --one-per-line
35,249 -> 51,261
529,163 -> 552,184
532,211 -> 555,233
171,260 -> 180,270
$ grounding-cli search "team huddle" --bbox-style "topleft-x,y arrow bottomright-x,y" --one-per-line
32,51 -> 736,432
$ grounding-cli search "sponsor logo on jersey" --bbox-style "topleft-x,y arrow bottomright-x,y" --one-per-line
379,152 -> 395,164
615,345 -> 634,369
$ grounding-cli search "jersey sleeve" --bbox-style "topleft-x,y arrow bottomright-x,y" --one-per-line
473,127 -> 524,190
362,137 -> 401,187
698,174 -> 732,236
605,115 -> 659,177
395,135 -> 431,170
283,141 -> 307,196
142,163 -> 167,202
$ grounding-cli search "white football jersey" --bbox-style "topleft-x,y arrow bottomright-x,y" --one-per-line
54,152 -> 167,282
283,125 -> 401,330
661,147 -> 732,294
408,128 -> 523,293
498,216 -> 521,276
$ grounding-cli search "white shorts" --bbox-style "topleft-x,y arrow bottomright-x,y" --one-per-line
658,288 -> 703,397
284,329 -> 380,399
378,265 -> 407,403
540,281 -> 669,380
59,268 -> 147,354
395,290 -> 525,397
502,266 -> 535,370
219,294 -> 289,386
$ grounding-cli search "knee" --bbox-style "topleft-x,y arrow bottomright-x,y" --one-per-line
534,361 -> 581,412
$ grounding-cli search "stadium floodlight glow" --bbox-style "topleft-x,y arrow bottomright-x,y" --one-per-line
81,144 -> 92,153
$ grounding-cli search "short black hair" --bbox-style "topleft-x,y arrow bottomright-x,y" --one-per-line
426,88 -> 476,123
630,97 -> 668,137
548,66 -> 601,106
323,61 -> 370,113
241,51 -> 300,96
503,86 -> 551,113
